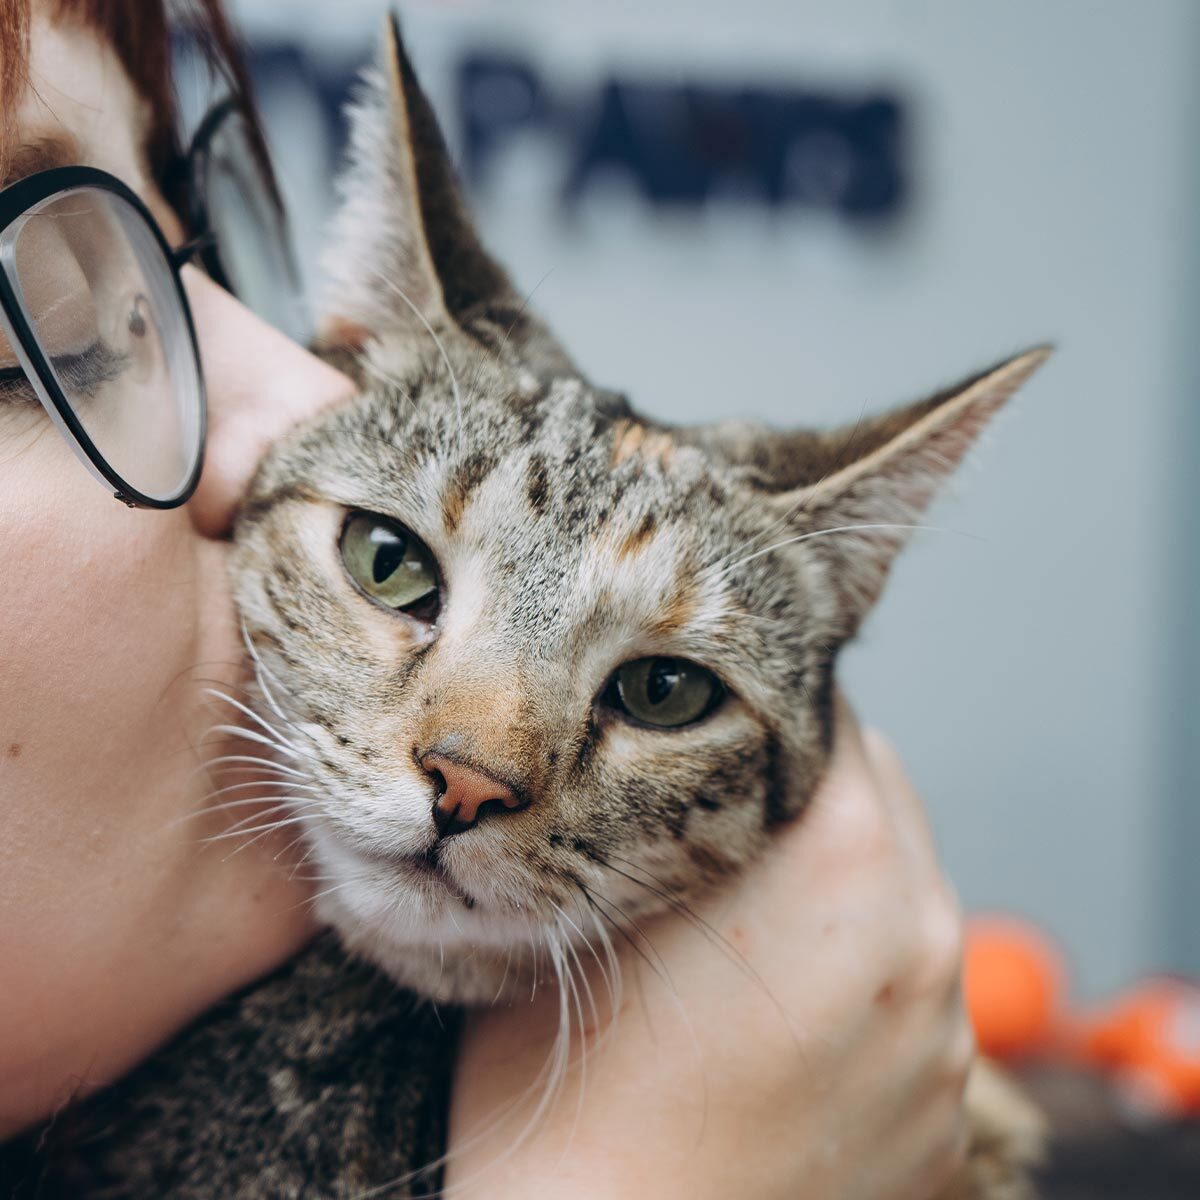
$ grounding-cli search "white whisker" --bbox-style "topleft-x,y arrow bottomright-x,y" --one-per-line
201,753 -> 309,780
712,522 -> 955,578
206,723 -> 302,761
216,812 -> 321,860
367,265 -> 464,443
239,623 -> 316,745
204,778 -> 320,803
358,353 -> 421,416
203,803 -> 321,844
202,687 -> 304,756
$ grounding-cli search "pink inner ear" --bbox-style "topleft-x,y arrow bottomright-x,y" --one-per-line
319,316 -> 373,351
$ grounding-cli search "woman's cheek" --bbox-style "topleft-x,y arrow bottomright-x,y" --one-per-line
0,422 -> 227,897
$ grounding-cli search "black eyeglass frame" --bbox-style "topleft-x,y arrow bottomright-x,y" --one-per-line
180,95 -> 302,312
0,165 -> 205,508
0,97 -> 296,509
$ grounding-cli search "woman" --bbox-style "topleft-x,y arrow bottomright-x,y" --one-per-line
0,0 -> 972,1195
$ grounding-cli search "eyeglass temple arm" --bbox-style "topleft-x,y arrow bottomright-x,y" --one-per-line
169,231 -> 216,271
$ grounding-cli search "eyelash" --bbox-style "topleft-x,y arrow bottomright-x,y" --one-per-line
0,340 -> 130,402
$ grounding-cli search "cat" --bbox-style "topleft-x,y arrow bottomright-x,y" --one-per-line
4,18 -> 1047,1199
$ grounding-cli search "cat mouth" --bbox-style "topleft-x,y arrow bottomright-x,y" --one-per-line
364,844 -> 477,909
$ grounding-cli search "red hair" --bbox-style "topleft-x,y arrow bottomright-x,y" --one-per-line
0,0 -> 264,195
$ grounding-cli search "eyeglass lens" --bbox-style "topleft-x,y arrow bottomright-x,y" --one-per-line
204,111 -> 310,344
2,188 -> 203,503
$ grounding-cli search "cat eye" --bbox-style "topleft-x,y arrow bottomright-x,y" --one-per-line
603,657 -> 724,729
340,512 -> 440,618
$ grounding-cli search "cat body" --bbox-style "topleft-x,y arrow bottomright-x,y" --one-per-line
5,19 -> 1047,1198
3,936 -> 455,1199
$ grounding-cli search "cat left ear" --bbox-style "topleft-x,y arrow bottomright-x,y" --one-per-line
320,16 -> 580,382
768,346 -> 1051,636
318,15 -> 451,350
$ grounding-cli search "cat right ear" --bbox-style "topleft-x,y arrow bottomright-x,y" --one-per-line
317,15 -> 451,351
769,347 -> 1050,637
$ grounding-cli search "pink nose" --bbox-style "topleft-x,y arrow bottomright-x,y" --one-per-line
420,751 -> 523,838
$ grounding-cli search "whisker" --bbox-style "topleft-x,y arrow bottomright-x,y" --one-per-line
553,919 -> 590,1159
202,802 -> 320,843
463,269 -> 553,405
205,723 -> 303,761
550,900 -> 602,1039
202,687 -> 304,757
167,792 -> 320,833
343,919 -> 606,1200
578,883 -> 676,999
200,753 -> 309,780
585,899 -> 622,1019
491,937 -> 517,1005
358,353 -> 421,416
366,265 -> 464,444
579,883 -> 708,1124
712,522 -> 959,579
300,878 -> 358,913
599,852 -> 795,1039
203,777 -> 320,802
240,621 -> 313,738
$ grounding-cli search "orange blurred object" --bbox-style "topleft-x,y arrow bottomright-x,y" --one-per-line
964,917 -> 1064,1061
964,915 -> 1200,1119
1072,981 -> 1200,1118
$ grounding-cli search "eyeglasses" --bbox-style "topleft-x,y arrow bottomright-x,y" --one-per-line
0,98 -> 306,509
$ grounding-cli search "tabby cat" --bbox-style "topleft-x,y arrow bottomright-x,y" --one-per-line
8,18 -> 1048,1199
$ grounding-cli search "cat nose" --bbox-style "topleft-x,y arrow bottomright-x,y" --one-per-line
419,750 -> 524,838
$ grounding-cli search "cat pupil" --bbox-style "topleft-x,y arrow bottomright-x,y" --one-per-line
371,530 -> 406,584
647,660 -> 680,706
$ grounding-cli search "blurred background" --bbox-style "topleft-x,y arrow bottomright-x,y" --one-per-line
200,0 -> 1199,1004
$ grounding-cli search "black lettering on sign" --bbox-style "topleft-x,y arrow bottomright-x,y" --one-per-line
460,52 -> 908,221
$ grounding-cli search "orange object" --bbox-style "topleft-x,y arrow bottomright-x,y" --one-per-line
1071,980 -> 1200,1118
964,914 -> 1200,1120
964,917 -> 1064,1061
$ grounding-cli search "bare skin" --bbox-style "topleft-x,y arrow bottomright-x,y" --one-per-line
1,6 -> 972,1195
0,12 -> 350,1138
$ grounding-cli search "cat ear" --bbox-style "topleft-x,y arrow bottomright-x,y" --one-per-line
320,16 -> 579,380
319,15 -> 451,349
765,346 -> 1050,636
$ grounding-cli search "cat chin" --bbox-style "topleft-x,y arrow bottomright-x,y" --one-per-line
321,888 -> 552,1005
338,919 -> 545,1005
304,826 -> 549,1004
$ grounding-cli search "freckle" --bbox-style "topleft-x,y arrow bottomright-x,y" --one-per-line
6,743 -> 20,759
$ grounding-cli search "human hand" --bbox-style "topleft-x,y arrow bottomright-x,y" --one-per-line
445,693 -> 972,1199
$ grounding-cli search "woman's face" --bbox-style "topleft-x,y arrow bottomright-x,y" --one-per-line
0,8 -> 353,1135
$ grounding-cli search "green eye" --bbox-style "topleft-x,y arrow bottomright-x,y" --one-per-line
340,512 -> 440,616
607,657 -> 723,729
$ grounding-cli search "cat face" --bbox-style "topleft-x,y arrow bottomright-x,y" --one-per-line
230,22 -> 1046,1002
234,350 -> 833,999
